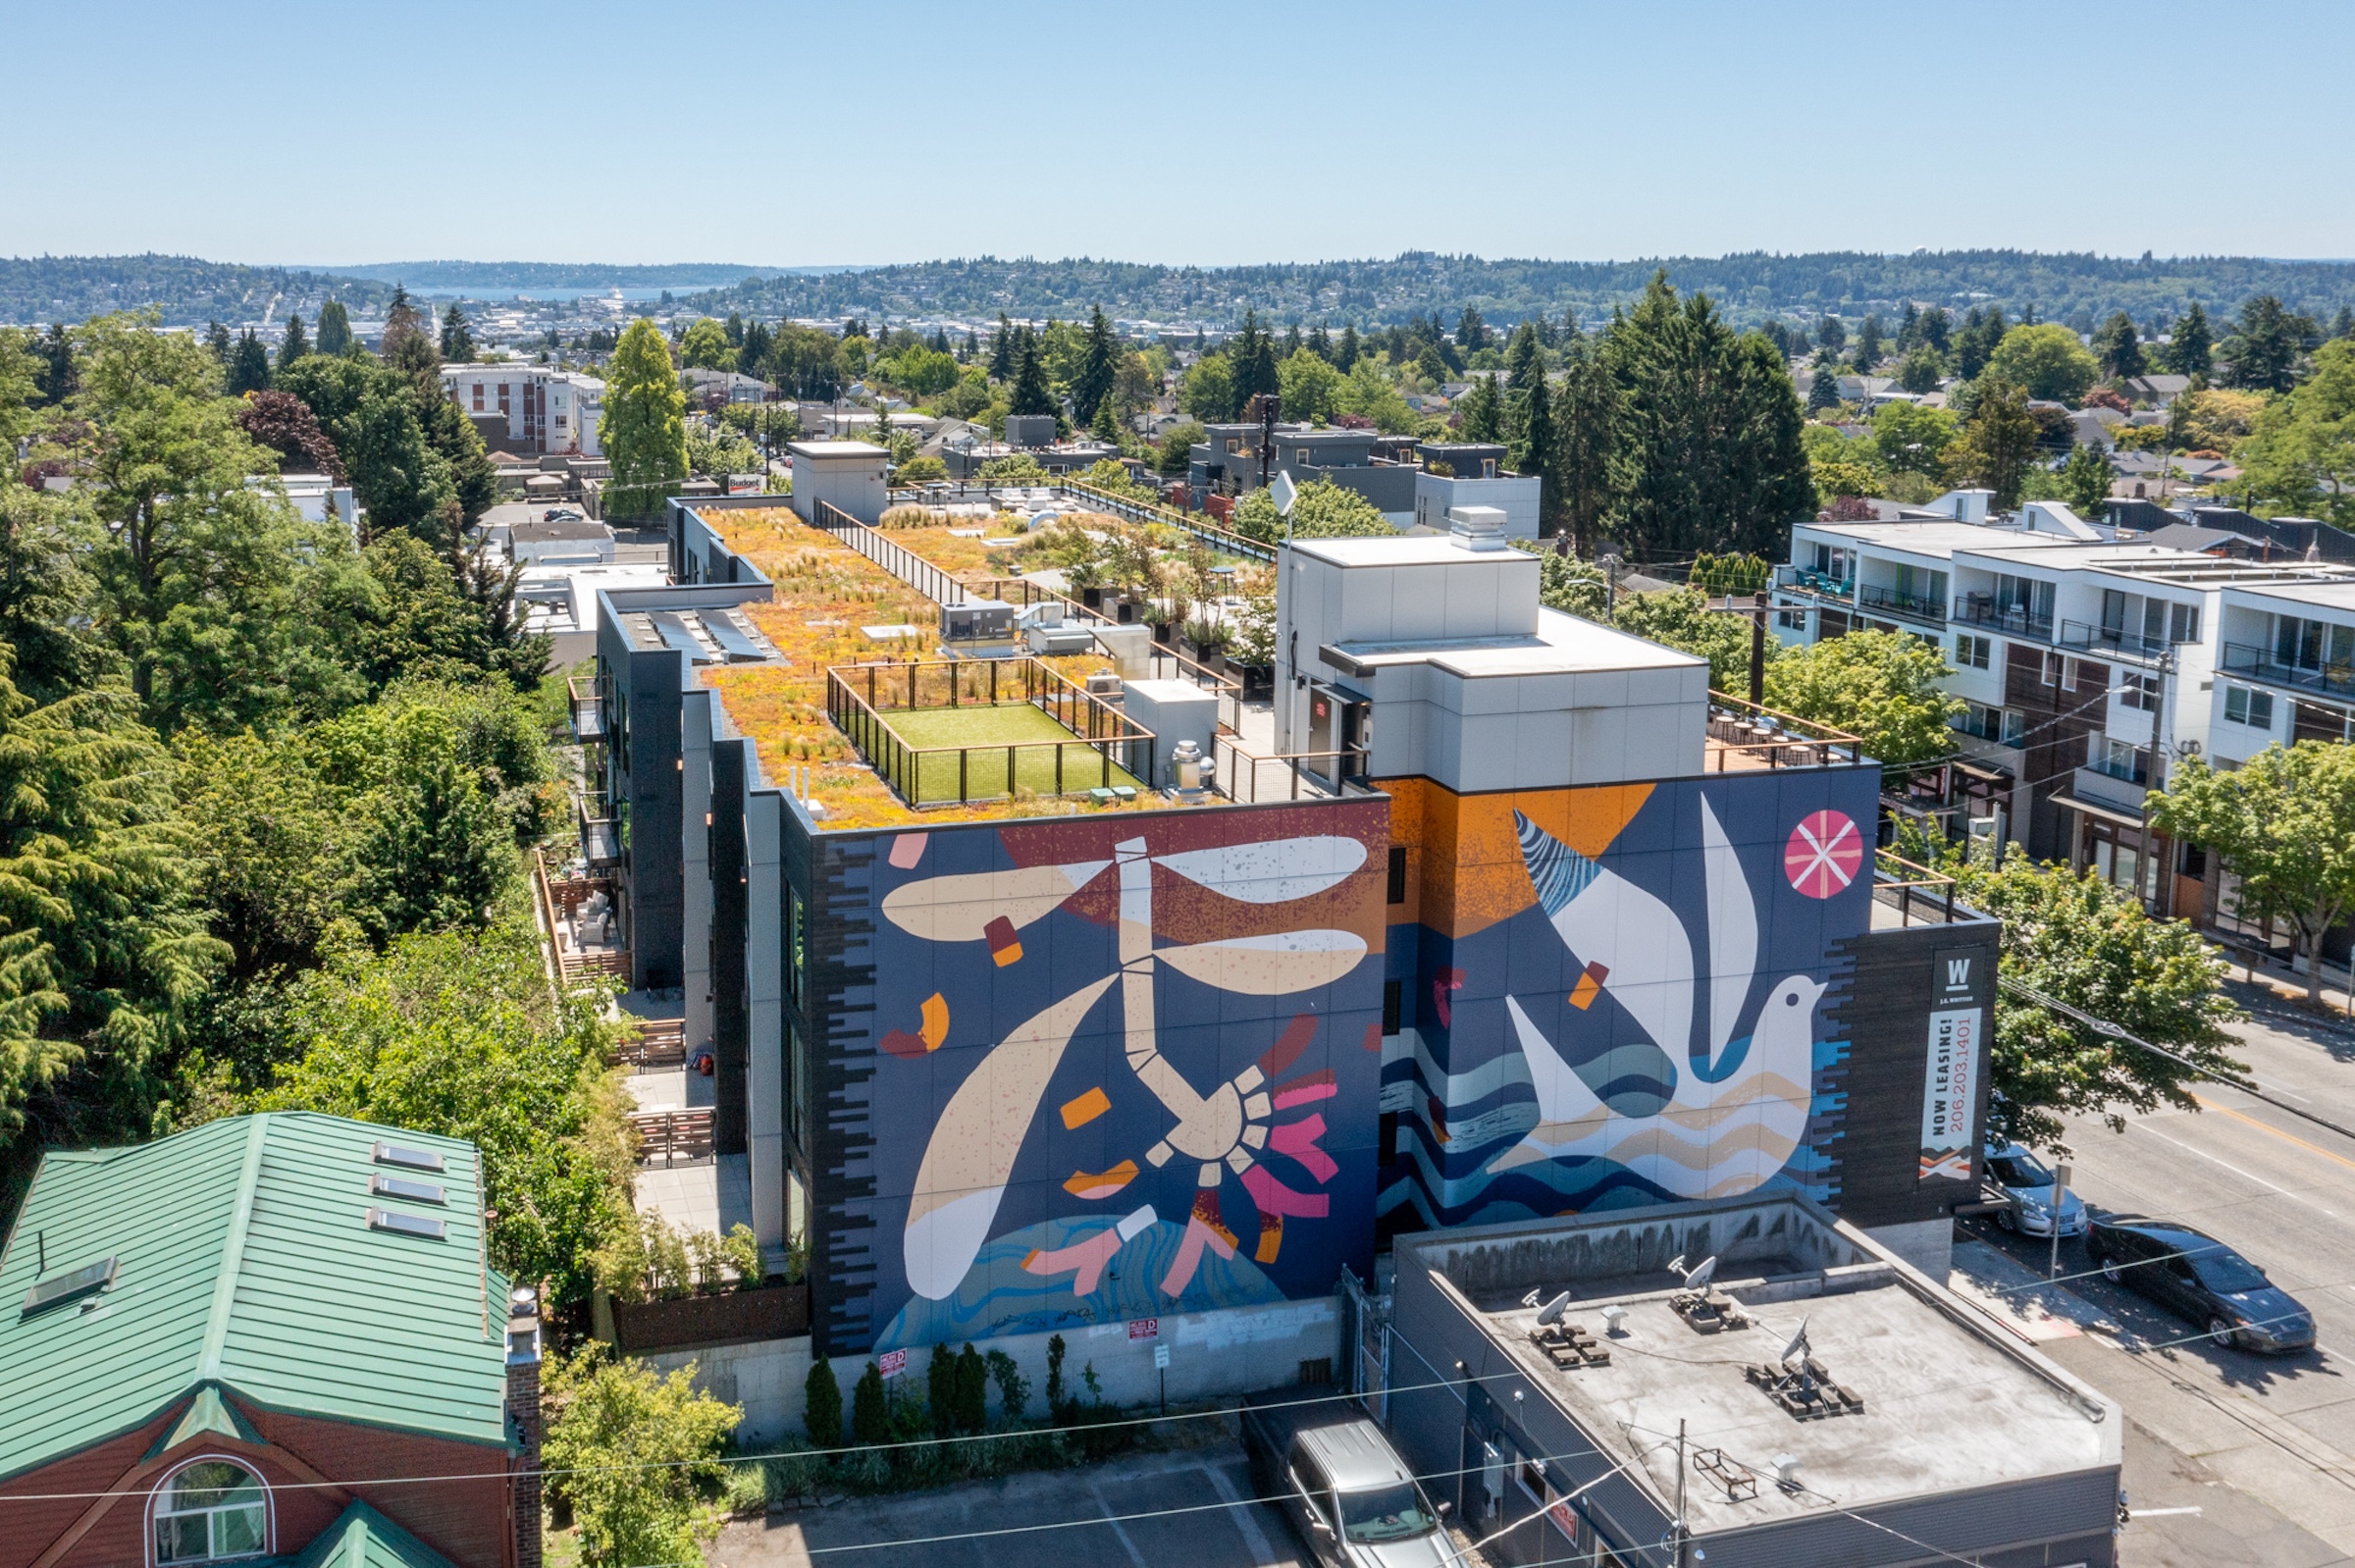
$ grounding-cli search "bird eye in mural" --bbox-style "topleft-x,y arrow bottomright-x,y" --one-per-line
865,810 -> 1386,1348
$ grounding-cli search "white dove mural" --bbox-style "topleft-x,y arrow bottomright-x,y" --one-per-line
1486,796 -> 1825,1197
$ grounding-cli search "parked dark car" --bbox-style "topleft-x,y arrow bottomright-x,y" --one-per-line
2085,1216 -> 2315,1353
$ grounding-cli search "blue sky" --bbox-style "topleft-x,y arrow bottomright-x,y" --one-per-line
11,0 -> 2351,268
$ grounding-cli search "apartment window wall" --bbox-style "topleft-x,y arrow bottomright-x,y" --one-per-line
1953,632 -> 1992,670
2224,684 -> 2276,729
2273,614 -> 2355,677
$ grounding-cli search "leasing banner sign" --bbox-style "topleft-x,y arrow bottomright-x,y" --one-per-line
1919,949 -> 1986,1181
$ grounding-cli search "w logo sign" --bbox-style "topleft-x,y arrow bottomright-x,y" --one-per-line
1946,959 -> 1972,990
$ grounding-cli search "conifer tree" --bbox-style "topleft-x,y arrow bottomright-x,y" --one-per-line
278,313 -> 308,373
227,329 -> 272,395
315,299 -> 352,357
1009,333 -> 1056,417
1073,303 -> 1117,426
1307,323 -> 1333,362
989,315 -> 1015,380
439,304 -> 477,363
2162,302 -> 2213,378
1334,324 -> 1360,372
1512,368 -> 1558,534
206,321 -> 233,361
601,319 -> 689,519
804,1359 -> 843,1447
1806,364 -> 1843,413
1456,375 -> 1503,444
2091,311 -> 2144,382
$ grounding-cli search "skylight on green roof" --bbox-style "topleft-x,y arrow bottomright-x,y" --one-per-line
21,1255 -> 116,1317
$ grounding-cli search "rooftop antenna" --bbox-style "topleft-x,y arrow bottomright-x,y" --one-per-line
1535,1291 -> 1571,1327
1778,1316 -> 1812,1370
1683,1256 -> 1718,1291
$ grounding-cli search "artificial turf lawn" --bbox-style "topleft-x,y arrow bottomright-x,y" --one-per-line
878,703 -> 1144,802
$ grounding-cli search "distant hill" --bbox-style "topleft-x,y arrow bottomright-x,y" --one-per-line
12,250 -> 2355,334
677,250 -> 2355,332
0,254 -> 393,327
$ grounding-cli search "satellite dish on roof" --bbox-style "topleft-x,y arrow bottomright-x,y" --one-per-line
1683,1256 -> 1718,1291
1667,1254 -> 1687,1277
1779,1317 -> 1812,1369
1536,1291 -> 1571,1327
1521,1287 -> 1544,1308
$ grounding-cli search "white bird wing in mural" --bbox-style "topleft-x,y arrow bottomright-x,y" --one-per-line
1490,806 -> 1826,1196
904,975 -> 1119,1300
881,861 -> 1112,942
1156,930 -> 1368,994
1153,836 -> 1369,904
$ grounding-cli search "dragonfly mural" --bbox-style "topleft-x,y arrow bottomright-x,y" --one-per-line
878,830 -> 1375,1306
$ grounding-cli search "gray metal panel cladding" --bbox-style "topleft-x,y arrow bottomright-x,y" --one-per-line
1698,1466 -> 2120,1568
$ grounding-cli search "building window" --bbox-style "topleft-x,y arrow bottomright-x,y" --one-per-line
2096,737 -> 2148,784
2002,709 -> 2027,746
1386,847 -> 1408,904
1777,607 -> 1806,631
1953,701 -> 2013,742
785,887 -> 806,1001
554,415 -> 567,428
2120,672 -> 2158,712
154,1461 -> 267,1563
471,383 -> 484,410
2224,685 -> 2275,729
2041,650 -> 2063,687
1953,633 -> 1991,669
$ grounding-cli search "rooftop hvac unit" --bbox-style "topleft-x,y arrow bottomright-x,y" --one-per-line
940,600 -> 1016,646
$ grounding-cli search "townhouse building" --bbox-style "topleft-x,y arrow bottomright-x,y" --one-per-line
440,365 -> 606,457
1774,512 -> 2355,959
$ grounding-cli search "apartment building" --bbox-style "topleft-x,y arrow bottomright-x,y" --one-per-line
1774,513 -> 2355,936
440,364 -> 606,456
1188,423 -> 1542,536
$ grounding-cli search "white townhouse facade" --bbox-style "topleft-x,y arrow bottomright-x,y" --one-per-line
1773,512 -> 2355,948
440,364 -> 606,456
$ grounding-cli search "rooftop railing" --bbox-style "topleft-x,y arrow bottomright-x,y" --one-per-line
1705,691 -> 1867,769
1872,849 -> 1962,925
1772,564 -> 1855,599
1952,596 -> 2053,639
1857,583 -> 1948,625
2058,620 -> 2171,663
823,655 -> 1156,807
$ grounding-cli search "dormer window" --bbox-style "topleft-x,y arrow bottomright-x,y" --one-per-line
155,1461 -> 266,1561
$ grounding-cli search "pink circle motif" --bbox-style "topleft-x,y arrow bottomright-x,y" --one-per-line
1785,810 -> 1862,899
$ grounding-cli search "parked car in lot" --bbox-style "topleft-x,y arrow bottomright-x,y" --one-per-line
2085,1216 -> 2316,1353
1240,1389 -> 1459,1567
1983,1142 -> 2086,1237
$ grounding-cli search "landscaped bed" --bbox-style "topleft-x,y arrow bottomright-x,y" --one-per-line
876,704 -> 1145,803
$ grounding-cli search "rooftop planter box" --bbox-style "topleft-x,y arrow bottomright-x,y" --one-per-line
610,1280 -> 811,1354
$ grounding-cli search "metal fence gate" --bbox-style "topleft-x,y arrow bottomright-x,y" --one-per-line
1337,1267 -> 1393,1426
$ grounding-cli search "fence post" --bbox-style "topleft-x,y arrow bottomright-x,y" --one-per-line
1008,745 -> 1017,798
960,748 -> 968,803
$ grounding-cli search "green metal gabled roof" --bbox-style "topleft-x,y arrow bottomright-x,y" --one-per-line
0,1113 -> 510,1484
282,1499 -> 462,1568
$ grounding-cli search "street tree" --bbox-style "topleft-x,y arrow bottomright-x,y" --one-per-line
542,1346 -> 739,1568
1763,628 -> 1961,769
1988,324 -> 2099,403
2150,743 -> 2355,1003
601,319 -> 689,520
315,299 -> 352,357
438,304 -> 476,363
1944,375 -> 2040,510
1944,855 -> 2242,1152
1611,588 -> 1763,692
278,313 -> 308,374
2091,311 -> 2144,382
2160,302 -> 2213,378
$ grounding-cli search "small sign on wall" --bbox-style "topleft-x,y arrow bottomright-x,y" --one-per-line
878,1348 -> 907,1379
1919,948 -> 1987,1181
1127,1317 -> 1159,1342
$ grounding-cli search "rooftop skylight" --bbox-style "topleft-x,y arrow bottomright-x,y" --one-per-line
372,1142 -> 445,1173
366,1208 -> 447,1241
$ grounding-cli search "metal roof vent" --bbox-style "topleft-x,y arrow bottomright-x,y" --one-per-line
1447,504 -> 1509,551
1772,1453 -> 1802,1490
21,1255 -> 116,1317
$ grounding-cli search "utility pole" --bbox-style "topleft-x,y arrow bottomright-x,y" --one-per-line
1673,1418 -> 1691,1567
1751,591 -> 1768,707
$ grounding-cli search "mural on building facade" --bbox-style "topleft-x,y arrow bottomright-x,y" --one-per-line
1379,769 -> 1877,1229
858,804 -> 1387,1350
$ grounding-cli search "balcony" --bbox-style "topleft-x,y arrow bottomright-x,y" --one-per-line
1952,596 -> 2052,640
2058,620 -> 2171,664
1774,564 -> 1855,601
1857,583 -> 1948,626
2222,641 -> 2355,701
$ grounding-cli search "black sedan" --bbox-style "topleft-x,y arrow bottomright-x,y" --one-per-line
2085,1216 -> 2316,1353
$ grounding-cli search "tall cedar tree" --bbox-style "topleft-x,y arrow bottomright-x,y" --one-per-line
1073,305 -> 1118,426
1603,273 -> 1814,558
315,299 -> 352,357
205,322 -> 233,362
1947,376 -> 2040,510
2162,302 -> 2212,378
2092,311 -> 2144,382
1457,307 -> 1488,353
1512,370 -> 1559,537
2223,294 -> 2310,393
1009,333 -> 1056,418
1554,350 -> 1621,560
1334,324 -> 1360,371
1230,311 -> 1279,417
989,315 -> 1015,381
602,319 -> 690,520
278,313 -> 309,374
1456,376 -> 1503,444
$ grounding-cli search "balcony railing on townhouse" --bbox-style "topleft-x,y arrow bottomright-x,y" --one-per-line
1857,583 -> 1948,625
1773,564 -> 1855,600
1952,595 -> 2053,640
567,672 -> 607,744
1872,849 -> 1962,926
2221,641 -> 2355,701
2058,620 -> 2172,664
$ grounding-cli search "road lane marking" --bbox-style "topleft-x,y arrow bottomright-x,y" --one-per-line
2126,1119 -> 2340,1219
1089,1482 -> 1153,1568
2194,1092 -> 2355,1176
1204,1460 -> 1281,1566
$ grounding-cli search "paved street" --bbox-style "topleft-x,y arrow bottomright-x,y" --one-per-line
1964,979 -> 2355,1564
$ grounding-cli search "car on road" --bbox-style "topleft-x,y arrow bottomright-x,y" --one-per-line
1240,1389 -> 1459,1567
2085,1216 -> 2316,1353
1984,1141 -> 2087,1237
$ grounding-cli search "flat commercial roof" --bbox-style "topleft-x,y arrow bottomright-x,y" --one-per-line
1288,536 -> 1543,569
1327,606 -> 1702,679
786,440 -> 890,458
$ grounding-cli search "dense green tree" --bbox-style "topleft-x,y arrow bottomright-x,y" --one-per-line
1806,363 -> 1843,413
1553,351 -> 1620,559
2240,340 -> 2355,527
1276,347 -> 1343,426
1851,313 -> 1884,370
0,653 -> 221,1151
279,353 -> 445,541
277,313 -> 309,374
1230,310 -> 1280,414
204,321 -> 233,363
1511,539 -> 1609,617
2059,442 -> 2117,513
438,304 -> 476,362
1764,628 -> 1961,768
263,911 -> 625,1301
602,319 -> 690,520
805,1358 -> 844,1446
1612,588 -> 1761,691
1954,307 -> 2007,382
2160,302 -> 2212,378
1896,345 -> 1945,394
1602,276 -> 1814,557
1816,315 -> 1847,355
1512,367 -> 1558,534
1870,398 -> 1958,477
1230,478 -> 1393,544
227,329 -> 272,395
852,1362 -> 888,1443
1988,323 -> 2099,403
175,730 -> 355,992
234,389 -> 343,480
1456,306 -> 1489,353
1008,332 -> 1057,418
1072,304 -> 1118,426
314,300 -> 351,357
1944,375 -> 2040,510
0,486 -> 104,701
1334,324 -> 1360,372
2220,293 -> 2312,393
1179,352 -> 1234,423
542,1345 -> 738,1568
678,318 -> 733,371
1455,374 -> 1503,444
2091,311 -> 2144,382
2151,743 -> 2355,1003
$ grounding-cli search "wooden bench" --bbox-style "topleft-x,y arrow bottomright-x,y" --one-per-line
618,1018 -> 687,1068
628,1107 -> 715,1165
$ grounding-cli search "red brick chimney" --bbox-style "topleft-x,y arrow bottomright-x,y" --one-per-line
505,1283 -> 545,1568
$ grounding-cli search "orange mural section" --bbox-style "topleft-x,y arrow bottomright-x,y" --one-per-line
1378,776 -> 1653,941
